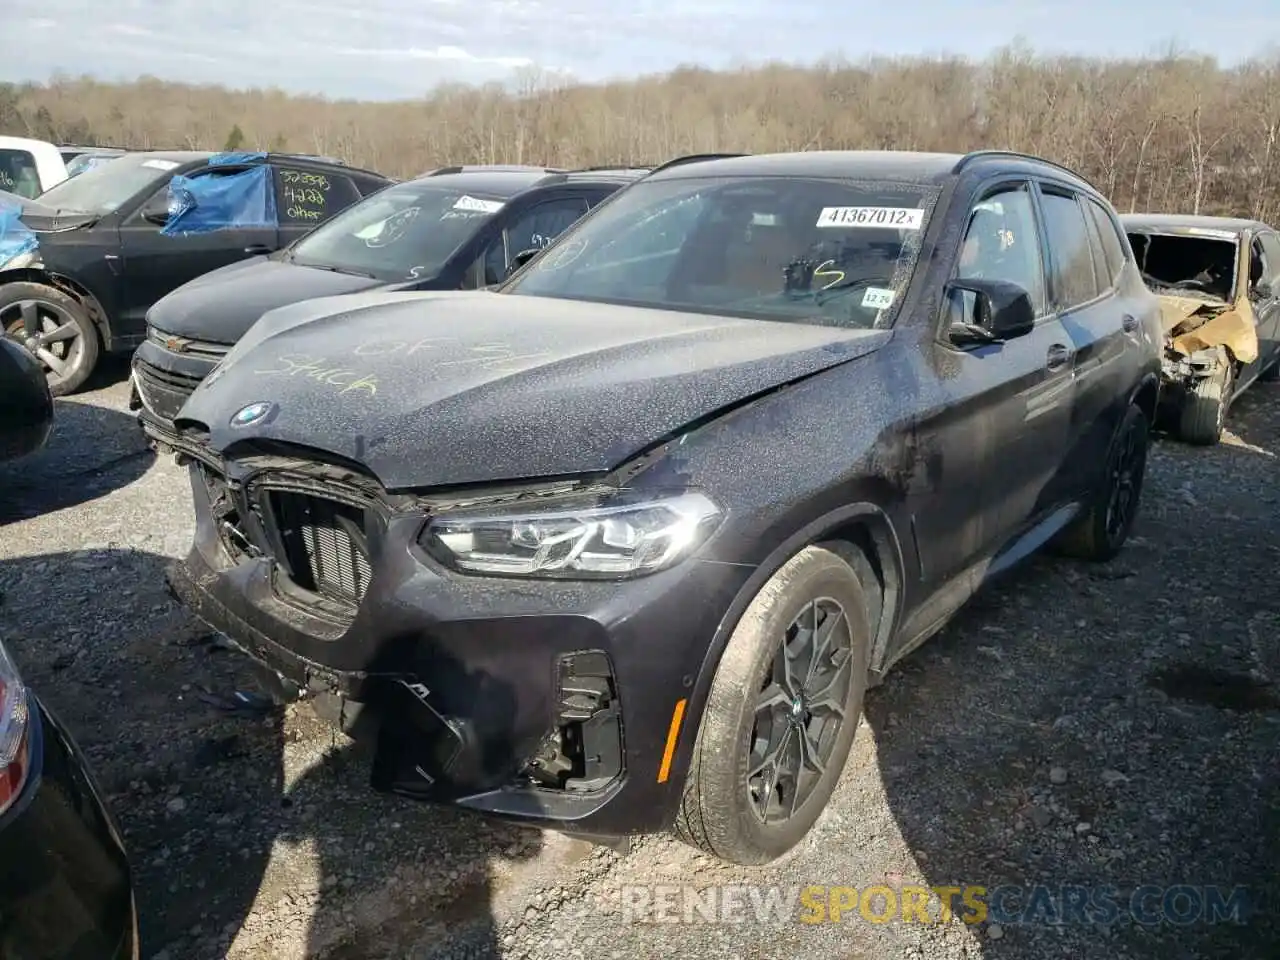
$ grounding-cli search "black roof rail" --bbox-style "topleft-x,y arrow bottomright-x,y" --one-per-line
954,150 -> 1099,188
270,152 -> 348,166
648,153 -> 751,174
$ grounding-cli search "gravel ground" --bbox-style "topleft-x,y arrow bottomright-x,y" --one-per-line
0,357 -> 1276,960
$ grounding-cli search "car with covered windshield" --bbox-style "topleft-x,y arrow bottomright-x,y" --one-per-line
147,149 -> 1162,866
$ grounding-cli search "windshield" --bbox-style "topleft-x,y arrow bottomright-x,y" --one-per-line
502,175 -> 939,328
33,153 -> 180,215
285,181 -> 508,282
64,153 -> 121,178
1126,230 -> 1239,303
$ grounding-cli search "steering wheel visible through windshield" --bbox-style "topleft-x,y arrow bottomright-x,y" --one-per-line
502,175 -> 939,328
285,182 -> 507,282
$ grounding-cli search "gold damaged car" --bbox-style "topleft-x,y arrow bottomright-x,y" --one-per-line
1122,214 -> 1280,444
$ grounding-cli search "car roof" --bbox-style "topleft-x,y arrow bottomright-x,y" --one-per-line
642,149 -> 1100,192
404,165 -> 650,198
1120,212 -> 1268,235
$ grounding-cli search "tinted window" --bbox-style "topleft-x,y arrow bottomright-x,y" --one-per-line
504,176 -> 940,329
1039,189 -> 1100,309
482,198 -> 591,284
37,153 -> 181,214
274,167 -> 360,227
0,149 -> 40,199
1085,199 -> 1127,286
285,181 -> 507,282
955,183 -> 1046,315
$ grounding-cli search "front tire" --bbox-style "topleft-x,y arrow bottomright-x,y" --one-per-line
1053,402 -> 1150,562
1177,348 -> 1234,445
673,544 -> 871,865
0,282 -> 101,397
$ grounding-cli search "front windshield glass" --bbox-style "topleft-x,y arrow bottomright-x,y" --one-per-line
1126,230 -> 1239,303
285,181 -> 508,282
34,153 -> 179,215
503,175 -> 940,328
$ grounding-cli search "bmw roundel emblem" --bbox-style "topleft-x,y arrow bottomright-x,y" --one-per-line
230,401 -> 273,427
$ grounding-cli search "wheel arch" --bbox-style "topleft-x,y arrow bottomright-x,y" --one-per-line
669,498 -> 907,791
0,268 -> 114,349
1129,371 -> 1160,426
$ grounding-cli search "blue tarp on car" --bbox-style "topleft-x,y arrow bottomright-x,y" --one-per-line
161,164 -> 278,236
207,151 -> 268,168
0,195 -> 38,264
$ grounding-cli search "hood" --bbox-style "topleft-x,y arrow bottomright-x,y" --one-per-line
147,255 -> 386,343
1153,292 -> 1229,336
182,291 -> 891,491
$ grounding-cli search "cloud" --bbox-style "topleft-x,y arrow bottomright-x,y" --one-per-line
4,0 -> 1278,100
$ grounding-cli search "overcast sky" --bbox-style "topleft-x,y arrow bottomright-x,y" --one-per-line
7,0 -> 1280,101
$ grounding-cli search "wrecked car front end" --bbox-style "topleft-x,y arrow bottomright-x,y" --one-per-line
146,289 -> 890,837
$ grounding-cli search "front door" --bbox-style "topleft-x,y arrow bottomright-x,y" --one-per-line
117,166 -> 280,334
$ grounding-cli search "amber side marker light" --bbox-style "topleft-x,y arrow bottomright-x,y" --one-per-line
657,698 -> 688,783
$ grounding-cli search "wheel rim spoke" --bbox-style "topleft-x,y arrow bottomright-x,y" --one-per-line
36,321 -> 78,346
34,347 -> 68,376
19,301 -> 40,338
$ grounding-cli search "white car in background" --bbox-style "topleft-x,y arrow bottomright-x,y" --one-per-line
0,136 -> 70,199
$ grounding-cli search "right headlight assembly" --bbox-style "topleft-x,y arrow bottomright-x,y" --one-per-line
418,490 -> 723,579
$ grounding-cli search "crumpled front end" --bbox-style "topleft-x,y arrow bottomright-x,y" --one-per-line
1155,294 -> 1257,410
153,418 -> 750,837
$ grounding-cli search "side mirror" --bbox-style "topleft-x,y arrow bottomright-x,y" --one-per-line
143,208 -> 170,226
944,277 -> 1035,345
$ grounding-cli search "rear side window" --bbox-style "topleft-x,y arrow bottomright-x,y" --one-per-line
1257,231 -> 1280,286
0,149 -> 40,199
1038,188 -> 1100,310
273,167 -> 360,226
1084,198 -> 1128,287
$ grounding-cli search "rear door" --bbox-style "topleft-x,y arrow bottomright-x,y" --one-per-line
1037,183 -> 1136,497
1251,229 -> 1280,371
117,164 -> 280,329
272,165 -> 365,246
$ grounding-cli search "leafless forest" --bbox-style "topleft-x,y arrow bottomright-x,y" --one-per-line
5,44 -> 1280,220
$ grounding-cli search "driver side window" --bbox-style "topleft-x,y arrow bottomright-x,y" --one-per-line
1258,232 -> 1280,295
956,184 -> 1047,316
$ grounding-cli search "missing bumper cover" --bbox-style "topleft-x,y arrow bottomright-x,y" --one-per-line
523,651 -> 624,793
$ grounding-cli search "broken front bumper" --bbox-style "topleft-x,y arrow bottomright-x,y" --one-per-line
163,447 -> 754,837
1157,344 -> 1224,417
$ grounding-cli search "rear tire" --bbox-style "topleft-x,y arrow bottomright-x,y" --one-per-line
0,282 -> 100,397
1177,348 -> 1233,445
672,544 -> 871,865
1053,403 -> 1150,562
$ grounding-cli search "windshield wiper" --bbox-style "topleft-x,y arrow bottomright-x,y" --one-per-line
810,277 -> 881,306
305,263 -> 377,279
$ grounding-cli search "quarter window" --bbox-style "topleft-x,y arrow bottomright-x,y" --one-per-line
1038,188 -> 1100,310
955,183 -> 1047,315
1085,198 -> 1128,286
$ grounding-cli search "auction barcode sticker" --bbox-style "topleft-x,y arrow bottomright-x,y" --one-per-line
454,195 -> 505,214
816,206 -> 924,229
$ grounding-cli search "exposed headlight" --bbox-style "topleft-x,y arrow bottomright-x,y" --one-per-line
419,490 -> 722,579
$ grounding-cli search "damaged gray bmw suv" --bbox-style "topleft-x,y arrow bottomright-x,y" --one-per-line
145,150 -> 1163,866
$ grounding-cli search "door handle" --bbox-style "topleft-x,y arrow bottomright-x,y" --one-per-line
1046,343 -> 1072,371
244,244 -> 272,255
1121,314 -> 1139,333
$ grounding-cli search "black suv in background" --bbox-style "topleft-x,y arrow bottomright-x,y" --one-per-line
0,151 -> 390,395
153,150 -> 1162,866
130,165 -> 647,426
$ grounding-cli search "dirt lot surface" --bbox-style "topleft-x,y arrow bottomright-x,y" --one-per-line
1,358 -> 1276,960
